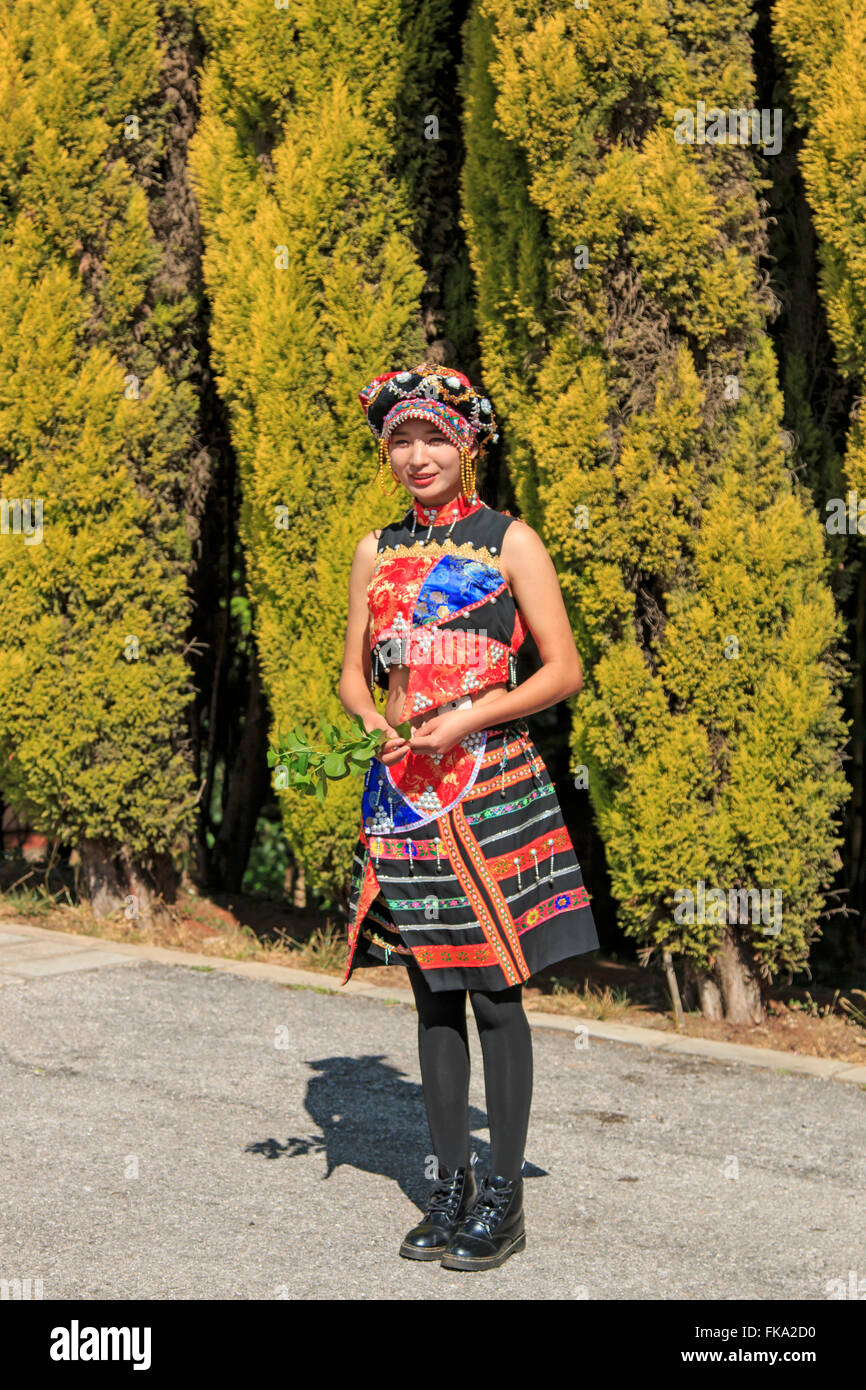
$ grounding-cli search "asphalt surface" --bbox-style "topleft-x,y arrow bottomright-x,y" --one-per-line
1,956 -> 864,1300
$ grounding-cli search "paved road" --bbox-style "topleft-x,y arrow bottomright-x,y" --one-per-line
0,943 -> 864,1300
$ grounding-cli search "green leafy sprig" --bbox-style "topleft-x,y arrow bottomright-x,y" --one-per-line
267,713 -> 412,803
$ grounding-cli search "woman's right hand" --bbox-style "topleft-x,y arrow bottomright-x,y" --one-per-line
363,713 -> 409,766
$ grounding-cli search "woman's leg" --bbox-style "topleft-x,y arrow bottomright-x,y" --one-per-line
468,983 -> 533,1181
406,961 -> 471,1171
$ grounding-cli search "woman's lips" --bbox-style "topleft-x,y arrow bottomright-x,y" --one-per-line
410,474 -> 437,486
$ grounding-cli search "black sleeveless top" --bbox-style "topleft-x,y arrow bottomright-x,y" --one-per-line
366,496 -> 528,716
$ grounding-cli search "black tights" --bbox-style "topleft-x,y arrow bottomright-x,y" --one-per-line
406,961 -> 533,1182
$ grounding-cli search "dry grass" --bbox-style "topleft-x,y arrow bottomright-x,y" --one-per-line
534,977 -> 634,1021
0,882 -> 347,976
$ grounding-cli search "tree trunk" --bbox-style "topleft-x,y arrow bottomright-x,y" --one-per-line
683,929 -> 766,1023
78,838 -> 179,927
292,861 -> 306,911
662,948 -> 685,1029
682,957 -> 725,1020
711,926 -> 766,1023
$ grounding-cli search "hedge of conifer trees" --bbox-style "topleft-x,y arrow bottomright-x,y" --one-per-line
0,0 -> 862,1020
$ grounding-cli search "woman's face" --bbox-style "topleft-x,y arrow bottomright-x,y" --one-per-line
386,416 -> 478,504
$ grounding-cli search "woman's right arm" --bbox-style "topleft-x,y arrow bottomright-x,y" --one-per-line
338,531 -> 409,765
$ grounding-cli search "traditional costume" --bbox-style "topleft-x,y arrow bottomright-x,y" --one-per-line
341,363 -> 599,993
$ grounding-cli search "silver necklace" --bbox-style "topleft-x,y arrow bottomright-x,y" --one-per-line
409,496 -> 482,544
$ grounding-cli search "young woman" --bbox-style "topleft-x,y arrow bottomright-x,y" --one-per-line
338,362 -> 599,1271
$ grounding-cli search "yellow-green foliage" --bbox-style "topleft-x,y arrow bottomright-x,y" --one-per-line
773,0 -> 866,501
0,2 -> 199,861
462,0 -> 849,976
460,1 -> 552,522
188,0 -> 450,898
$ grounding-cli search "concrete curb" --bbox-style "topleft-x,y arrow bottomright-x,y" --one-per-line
3,919 -> 866,1088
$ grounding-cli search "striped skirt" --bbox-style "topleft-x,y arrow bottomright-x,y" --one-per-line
341,719 -> 599,993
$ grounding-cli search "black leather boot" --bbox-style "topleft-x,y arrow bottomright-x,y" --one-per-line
399,1163 -> 478,1261
440,1171 -> 525,1271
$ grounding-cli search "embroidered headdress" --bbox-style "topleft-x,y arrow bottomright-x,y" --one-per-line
358,362 -> 499,451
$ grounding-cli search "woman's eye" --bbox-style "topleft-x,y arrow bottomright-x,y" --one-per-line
390,435 -> 448,446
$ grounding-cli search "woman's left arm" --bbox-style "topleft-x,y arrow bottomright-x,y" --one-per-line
409,520 -> 583,754
464,518 -> 582,728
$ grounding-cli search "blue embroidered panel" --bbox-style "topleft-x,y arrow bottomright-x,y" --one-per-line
412,554 -> 503,626
361,757 -> 420,831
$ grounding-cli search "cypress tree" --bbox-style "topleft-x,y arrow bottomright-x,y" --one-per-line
0,1 -> 205,923
772,0 -> 866,966
189,0 -> 464,904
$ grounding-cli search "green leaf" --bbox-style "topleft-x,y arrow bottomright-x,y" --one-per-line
395,720 -> 412,739
274,711 -> 406,795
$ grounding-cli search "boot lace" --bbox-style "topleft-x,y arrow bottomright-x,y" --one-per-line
468,1179 -> 514,1232
425,1173 -> 465,1217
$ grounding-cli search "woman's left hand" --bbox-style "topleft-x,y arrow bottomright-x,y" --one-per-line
408,709 -> 475,758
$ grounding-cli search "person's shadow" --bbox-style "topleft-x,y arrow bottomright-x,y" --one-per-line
245,1054 -> 547,1212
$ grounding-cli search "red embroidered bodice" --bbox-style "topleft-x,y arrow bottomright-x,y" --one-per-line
367,493 -> 528,722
